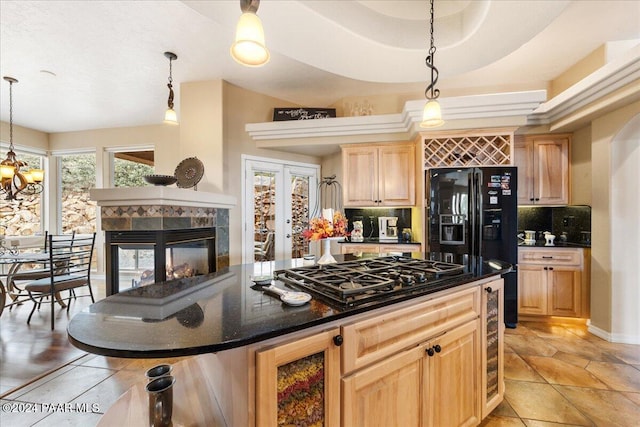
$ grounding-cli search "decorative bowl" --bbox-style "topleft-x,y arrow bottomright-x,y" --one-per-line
143,174 -> 178,186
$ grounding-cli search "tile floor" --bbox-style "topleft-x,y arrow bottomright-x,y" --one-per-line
1,286 -> 639,426
480,322 -> 640,427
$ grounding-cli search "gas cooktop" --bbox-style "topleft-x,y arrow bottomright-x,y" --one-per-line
274,256 -> 471,307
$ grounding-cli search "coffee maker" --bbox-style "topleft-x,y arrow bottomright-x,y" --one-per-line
378,217 -> 398,242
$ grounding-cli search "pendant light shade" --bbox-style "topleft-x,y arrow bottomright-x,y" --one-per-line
230,0 -> 270,67
420,0 -> 444,128
421,100 -> 444,128
164,106 -> 178,124
163,51 -> 178,125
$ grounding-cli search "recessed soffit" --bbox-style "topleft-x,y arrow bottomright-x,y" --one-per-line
257,0 -> 571,83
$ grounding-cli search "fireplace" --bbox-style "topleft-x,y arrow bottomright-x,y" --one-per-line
105,228 -> 216,295
90,187 -> 236,296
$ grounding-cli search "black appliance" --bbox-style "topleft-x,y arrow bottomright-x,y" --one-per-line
275,256 -> 471,307
428,167 -> 518,327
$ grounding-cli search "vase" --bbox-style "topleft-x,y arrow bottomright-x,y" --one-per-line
317,238 -> 337,265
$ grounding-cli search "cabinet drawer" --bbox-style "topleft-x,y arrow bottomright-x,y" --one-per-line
341,286 -> 480,374
340,244 -> 380,254
518,248 -> 582,266
379,244 -> 421,253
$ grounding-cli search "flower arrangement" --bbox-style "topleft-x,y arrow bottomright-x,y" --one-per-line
302,211 -> 349,241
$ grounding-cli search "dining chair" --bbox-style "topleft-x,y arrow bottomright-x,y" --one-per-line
24,233 -> 95,329
7,231 -> 76,305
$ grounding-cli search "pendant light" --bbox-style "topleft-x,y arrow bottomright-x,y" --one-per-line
420,0 -> 444,128
230,0 -> 270,67
163,52 -> 178,125
1,76 -> 44,201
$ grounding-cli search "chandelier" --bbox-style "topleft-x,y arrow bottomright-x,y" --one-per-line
1,76 -> 44,201
420,0 -> 444,128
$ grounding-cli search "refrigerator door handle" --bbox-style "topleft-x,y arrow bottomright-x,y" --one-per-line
474,171 -> 483,258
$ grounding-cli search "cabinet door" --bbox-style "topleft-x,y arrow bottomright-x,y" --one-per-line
481,279 -> 504,418
426,319 -> 481,427
532,137 -> 569,205
514,139 -> 534,204
378,145 -> 415,206
518,264 -> 547,315
256,328 -> 341,427
342,345 -> 424,427
548,266 -> 581,317
343,146 -> 379,206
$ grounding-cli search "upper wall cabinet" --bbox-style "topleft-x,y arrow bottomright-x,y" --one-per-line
514,134 -> 570,205
342,143 -> 416,207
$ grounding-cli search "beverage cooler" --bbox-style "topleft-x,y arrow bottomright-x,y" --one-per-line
427,167 -> 518,327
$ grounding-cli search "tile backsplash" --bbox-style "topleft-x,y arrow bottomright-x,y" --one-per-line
344,208 -> 412,239
517,205 -> 591,243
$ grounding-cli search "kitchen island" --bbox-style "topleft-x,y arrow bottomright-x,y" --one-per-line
68,253 -> 510,427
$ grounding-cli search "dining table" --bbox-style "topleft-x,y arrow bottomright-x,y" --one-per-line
0,251 -> 57,317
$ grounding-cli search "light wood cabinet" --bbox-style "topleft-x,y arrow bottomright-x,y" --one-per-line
340,242 -> 422,254
342,319 -> 480,427
256,328 -> 341,427
342,143 -> 415,207
514,134 -> 570,205
518,248 -> 587,318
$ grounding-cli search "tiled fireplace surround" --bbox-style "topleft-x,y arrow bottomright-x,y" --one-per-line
100,204 -> 229,266
91,187 -> 236,293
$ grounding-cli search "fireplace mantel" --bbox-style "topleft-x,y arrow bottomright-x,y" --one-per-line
90,187 -> 236,209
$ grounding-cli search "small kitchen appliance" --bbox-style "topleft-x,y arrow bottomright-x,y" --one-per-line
523,230 -> 536,245
378,217 -> 398,242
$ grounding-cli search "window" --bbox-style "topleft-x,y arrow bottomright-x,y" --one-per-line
113,150 -> 154,187
60,153 -> 96,234
0,150 -> 45,237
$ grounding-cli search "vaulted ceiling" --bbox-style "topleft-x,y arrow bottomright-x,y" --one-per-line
0,0 -> 638,134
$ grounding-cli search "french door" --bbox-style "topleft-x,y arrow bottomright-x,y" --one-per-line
243,156 -> 319,264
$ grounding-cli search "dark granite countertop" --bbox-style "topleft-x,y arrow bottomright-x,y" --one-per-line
338,238 -> 422,244
67,253 -> 510,359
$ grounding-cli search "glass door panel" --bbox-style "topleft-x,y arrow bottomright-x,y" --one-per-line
244,157 -> 318,264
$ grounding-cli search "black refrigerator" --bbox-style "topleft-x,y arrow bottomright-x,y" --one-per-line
428,167 -> 518,327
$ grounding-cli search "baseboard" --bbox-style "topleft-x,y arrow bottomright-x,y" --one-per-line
588,324 -> 640,344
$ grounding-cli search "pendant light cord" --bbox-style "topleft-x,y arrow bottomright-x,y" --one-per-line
424,0 -> 440,101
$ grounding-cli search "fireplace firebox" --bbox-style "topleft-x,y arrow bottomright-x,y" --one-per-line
105,228 -> 216,295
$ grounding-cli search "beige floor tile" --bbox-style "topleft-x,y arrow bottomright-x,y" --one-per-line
480,414 -> 527,426
522,322 -> 584,340
522,356 -> 609,389
491,398 -> 520,418
505,353 -> 546,382
586,361 -> 640,392
504,380 -> 592,426
595,342 -> 640,365
0,399 -> 50,427
555,385 -> 640,427
523,420 -> 592,427
77,354 -> 140,371
505,334 -> 558,357
542,337 -> 622,363
621,391 -> 640,406
552,351 -> 590,369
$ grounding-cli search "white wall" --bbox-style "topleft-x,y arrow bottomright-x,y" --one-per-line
610,113 -> 640,343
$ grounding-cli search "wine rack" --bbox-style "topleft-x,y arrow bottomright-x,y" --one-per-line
423,131 -> 514,168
